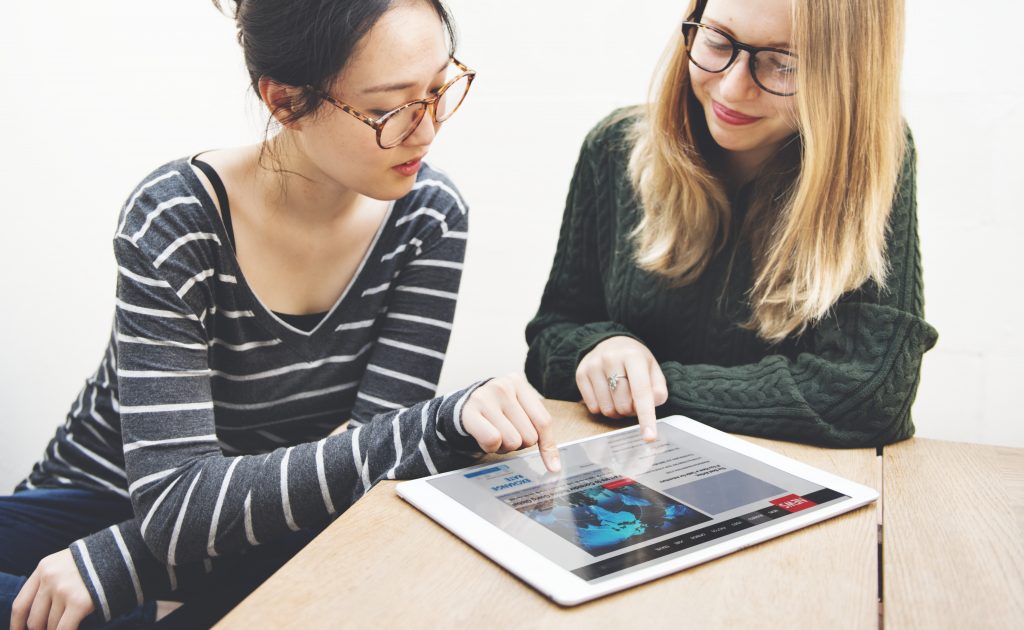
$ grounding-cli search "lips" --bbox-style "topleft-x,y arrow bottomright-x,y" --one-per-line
711,100 -> 762,126
392,156 -> 424,177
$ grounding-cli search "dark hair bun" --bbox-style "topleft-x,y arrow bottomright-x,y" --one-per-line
214,0 -> 456,126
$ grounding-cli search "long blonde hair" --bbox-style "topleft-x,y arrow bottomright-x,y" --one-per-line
629,0 -> 907,343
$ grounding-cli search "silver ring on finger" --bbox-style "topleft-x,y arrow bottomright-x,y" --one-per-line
607,373 -> 627,392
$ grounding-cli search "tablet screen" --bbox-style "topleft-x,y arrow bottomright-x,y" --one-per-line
427,422 -> 851,583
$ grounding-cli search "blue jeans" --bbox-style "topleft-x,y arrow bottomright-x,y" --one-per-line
0,487 -> 155,628
1,487 -> 316,628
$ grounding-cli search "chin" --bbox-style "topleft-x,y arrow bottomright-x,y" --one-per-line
707,125 -> 759,153
706,121 -> 785,156
366,179 -> 417,202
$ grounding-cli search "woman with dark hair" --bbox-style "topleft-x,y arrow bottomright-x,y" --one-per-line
2,1 -> 558,627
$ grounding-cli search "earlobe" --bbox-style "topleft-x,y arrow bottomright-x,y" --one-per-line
258,76 -> 304,128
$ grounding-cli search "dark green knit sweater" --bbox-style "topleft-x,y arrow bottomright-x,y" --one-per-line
525,111 -> 938,447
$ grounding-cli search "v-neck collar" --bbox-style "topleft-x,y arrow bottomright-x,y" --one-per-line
180,157 -> 397,348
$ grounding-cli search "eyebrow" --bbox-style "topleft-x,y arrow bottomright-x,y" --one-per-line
703,18 -> 791,48
361,59 -> 452,95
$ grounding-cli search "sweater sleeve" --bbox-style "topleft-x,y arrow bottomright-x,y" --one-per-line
524,123 -> 640,401
658,136 -> 937,447
68,231 -> 485,621
527,122 -> 937,447
348,202 -> 468,423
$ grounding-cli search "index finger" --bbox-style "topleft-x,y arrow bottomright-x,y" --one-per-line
624,356 -> 658,441
516,382 -> 561,473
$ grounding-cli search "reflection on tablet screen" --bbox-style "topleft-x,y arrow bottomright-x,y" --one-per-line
428,423 -> 851,584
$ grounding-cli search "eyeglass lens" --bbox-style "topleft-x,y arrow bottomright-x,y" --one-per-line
379,72 -> 471,148
687,26 -> 797,96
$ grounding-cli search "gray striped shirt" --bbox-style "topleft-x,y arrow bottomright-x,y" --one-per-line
19,159 -> 483,620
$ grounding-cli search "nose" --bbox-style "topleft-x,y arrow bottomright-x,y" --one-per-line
717,51 -> 760,102
403,108 -> 439,147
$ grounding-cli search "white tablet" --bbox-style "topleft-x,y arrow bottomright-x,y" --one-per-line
396,416 -> 878,606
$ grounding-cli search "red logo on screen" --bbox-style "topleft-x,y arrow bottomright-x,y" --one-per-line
602,478 -> 636,490
770,494 -> 817,513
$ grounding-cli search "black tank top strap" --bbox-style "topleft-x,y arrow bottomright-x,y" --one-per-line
190,156 -> 236,252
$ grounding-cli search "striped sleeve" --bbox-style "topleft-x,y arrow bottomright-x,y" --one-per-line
70,380 -> 487,621
350,196 -> 468,422
68,227 -> 485,620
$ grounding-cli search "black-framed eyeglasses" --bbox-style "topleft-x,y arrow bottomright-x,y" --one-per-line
312,57 -> 476,149
681,22 -> 798,97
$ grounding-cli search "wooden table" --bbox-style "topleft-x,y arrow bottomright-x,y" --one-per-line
217,402 -> 1023,629
882,439 -> 1024,628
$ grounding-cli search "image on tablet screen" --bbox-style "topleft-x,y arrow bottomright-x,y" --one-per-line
500,469 -> 712,555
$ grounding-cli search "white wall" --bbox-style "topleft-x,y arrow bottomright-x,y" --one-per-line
1,1 -> 1020,490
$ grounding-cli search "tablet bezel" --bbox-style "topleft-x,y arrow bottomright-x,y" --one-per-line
396,415 -> 879,606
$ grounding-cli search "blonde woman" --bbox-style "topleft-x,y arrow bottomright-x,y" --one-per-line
526,0 -> 937,447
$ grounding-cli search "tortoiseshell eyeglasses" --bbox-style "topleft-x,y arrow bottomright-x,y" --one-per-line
311,58 -> 476,149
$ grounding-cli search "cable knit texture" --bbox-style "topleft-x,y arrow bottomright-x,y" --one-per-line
525,109 -> 938,447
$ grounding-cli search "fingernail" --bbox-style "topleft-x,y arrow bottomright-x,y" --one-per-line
643,428 -> 656,441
